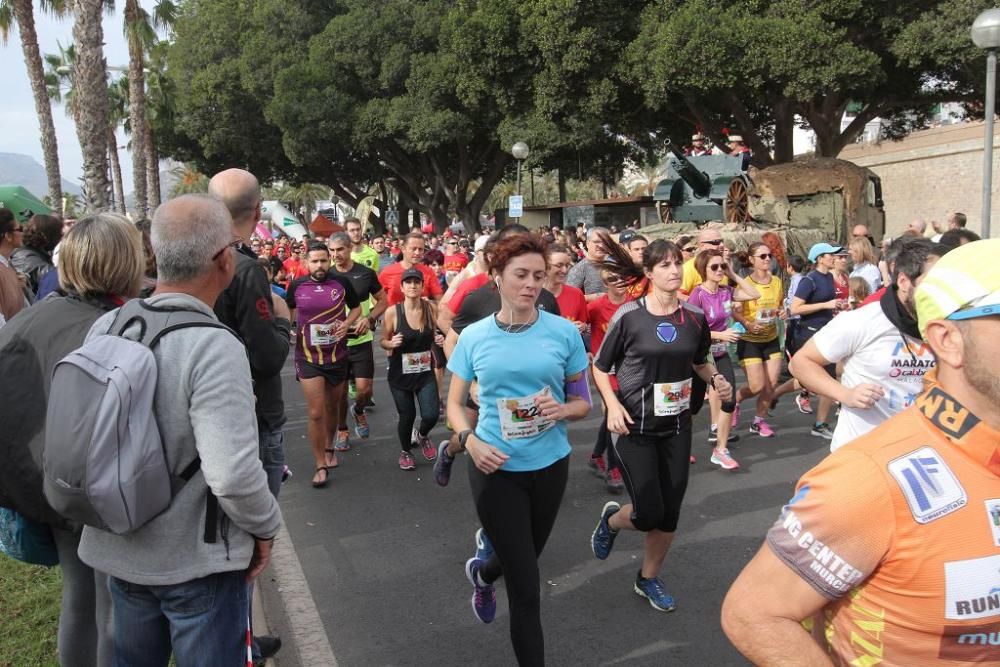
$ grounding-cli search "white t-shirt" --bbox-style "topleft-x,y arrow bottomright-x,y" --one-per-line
849,262 -> 881,294
812,301 -> 936,452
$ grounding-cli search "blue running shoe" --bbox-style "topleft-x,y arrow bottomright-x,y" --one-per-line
591,501 -> 620,560
433,441 -> 454,487
465,558 -> 496,624
474,528 -> 493,562
634,572 -> 676,612
352,403 -> 370,439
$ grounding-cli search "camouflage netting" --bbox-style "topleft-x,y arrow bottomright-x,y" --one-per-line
748,158 -> 870,228
638,221 -> 828,259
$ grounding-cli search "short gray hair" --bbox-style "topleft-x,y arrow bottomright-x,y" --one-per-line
151,194 -> 232,282
328,232 -> 351,248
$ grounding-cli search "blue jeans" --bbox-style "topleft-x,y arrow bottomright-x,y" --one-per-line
259,428 -> 285,499
109,570 -> 249,667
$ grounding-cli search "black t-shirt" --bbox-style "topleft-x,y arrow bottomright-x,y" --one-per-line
330,262 -> 381,342
451,284 -> 561,335
594,298 -> 710,436
794,270 -> 836,331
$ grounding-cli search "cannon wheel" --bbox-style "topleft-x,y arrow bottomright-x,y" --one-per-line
723,178 -> 751,225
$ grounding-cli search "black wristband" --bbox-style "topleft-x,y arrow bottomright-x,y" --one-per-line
458,429 -> 474,449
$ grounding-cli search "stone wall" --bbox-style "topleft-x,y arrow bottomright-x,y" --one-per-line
838,121 -> 998,239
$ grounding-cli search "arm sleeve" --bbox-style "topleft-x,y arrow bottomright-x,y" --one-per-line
337,276 -> 361,309
593,308 -> 627,373
230,262 -> 291,378
765,450 -> 893,600
794,275 -> 816,302
811,308 -> 865,364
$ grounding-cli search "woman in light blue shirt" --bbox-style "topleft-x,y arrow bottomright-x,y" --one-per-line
447,233 -> 590,665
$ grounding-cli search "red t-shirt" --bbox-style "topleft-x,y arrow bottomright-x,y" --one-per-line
445,272 -> 490,313
378,262 -> 444,305
282,258 -> 309,281
555,285 -> 588,326
587,294 -> 625,391
443,252 -> 469,274
862,285 -> 886,306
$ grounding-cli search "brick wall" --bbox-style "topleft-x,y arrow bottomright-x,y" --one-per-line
838,121 -> 998,239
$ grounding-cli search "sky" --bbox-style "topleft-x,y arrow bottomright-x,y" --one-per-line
0,4 -> 147,194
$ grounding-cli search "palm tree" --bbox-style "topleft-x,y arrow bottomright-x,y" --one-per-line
106,76 -> 129,214
142,39 -> 172,209
620,160 -> 668,197
169,163 -> 208,196
0,0 -> 66,214
71,0 -> 111,211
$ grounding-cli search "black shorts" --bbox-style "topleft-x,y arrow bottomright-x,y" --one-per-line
296,359 -> 349,385
611,429 -> 692,533
736,337 -> 781,365
345,340 -> 375,380
794,328 -> 836,378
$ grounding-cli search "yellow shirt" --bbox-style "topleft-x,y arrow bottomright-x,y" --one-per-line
735,274 -> 782,343
681,257 -> 728,296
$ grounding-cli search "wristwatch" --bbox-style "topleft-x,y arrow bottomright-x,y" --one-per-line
458,429 -> 474,449
709,373 -> 725,389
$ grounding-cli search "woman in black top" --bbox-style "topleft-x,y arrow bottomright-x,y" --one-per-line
381,268 -> 443,470
589,239 -> 733,612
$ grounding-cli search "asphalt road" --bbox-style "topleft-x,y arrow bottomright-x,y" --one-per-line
271,344 -> 831,667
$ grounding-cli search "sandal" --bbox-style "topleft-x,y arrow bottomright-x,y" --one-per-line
324,447 -> 340,469
311,467 -> 329,488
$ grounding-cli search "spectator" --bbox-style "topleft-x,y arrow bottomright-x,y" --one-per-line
12,213 -> 62,297
938,228 -> 980,250
77,195 -> 282,666
0,212 -> 144,667
847,237 -> 881,293
0,208 -> 28,326
565,227 -> 608,302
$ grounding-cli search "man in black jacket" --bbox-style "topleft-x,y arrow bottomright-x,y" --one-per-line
209,168 -> 291,665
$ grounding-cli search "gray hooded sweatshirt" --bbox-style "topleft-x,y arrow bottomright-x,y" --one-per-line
78,293 -> 282,585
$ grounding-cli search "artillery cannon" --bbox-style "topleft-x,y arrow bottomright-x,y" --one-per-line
654,139 -> 752,224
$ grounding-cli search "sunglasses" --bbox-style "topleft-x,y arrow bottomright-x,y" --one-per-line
708,263 -> 727,271
755,253 -> 772,260
702,239 -> 724,246
683,246 -> 696,253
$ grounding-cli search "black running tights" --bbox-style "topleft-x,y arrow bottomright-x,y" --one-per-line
468,455 -> 569,667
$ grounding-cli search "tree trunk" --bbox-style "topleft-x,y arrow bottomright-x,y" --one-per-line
124,0 -> 148,218
13,0 -> 63,215
108,127 -> 126,214
772,99 -> 795,164
397,201 -> 410,234
72,0 -> 111,211
558,169 -> 567,203
146,123 -> 161,209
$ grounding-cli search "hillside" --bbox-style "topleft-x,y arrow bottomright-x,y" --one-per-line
0,153 -> 82,199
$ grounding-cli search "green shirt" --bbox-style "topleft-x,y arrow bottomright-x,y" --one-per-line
352,246 -> 379,272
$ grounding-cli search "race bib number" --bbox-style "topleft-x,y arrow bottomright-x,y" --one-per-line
653,379 -> 692,416
310,323 -> 340,346
756,307 -> 777,324
497,386 -> 554,441
710,342 -> 728,357
401,351 -> 432,374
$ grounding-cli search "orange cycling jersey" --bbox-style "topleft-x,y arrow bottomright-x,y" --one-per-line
766,385 -> 1000,666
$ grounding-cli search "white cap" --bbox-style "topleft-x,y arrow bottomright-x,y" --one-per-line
474,235 -> 489,252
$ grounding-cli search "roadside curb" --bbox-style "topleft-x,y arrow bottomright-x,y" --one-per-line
267,522 -> 338,667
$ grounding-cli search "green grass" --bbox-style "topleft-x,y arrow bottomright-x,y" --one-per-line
0,555 -> 61,667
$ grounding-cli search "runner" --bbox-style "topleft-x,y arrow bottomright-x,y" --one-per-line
446,233 -> 590,665
345,217 -> 379,271
789,238 -> 944,451
378,232 -> 443,305
381,268 -> 444,470
722,239 -> 1000,666
586,268 -> 628,493
286,242 -> 362,487
590,239 -> 732,612
789,242 -> 846,439
781,254 -> 813,414
687,248 -> 760,469
730,241 -> 786,438
438,234 -> 490,331
327,232 -> 389,451
545,243 -> 589,339
443,237 -> 469,284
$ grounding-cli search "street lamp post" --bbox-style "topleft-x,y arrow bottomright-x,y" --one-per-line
972,8 -> 1000,238
511,141 -> 530,223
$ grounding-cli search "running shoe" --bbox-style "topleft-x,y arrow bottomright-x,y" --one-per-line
281,465 -> 292,483
710,448 -> 740,470
398,450 -> 416,470
730,402 -> 741,428
588,454 -> 608,478
352,403 -> 370,439
811,422 -> 834,440
708,425 -> 739,444
634,572 -> 676,612
347,380 -> 357,400
465,558 -> 496,624
606,467 -> 625,494
474,528 -> 494,562
689,454 -> 697,464
334,430 -> 350,452
795,392 -> 813,414
592,501 -> 620,560
417,434 -> 437,461
433,441 -> 454,487
750,417 -> 775,438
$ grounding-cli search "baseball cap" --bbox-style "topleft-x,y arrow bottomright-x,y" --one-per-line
915,239 -> 1000,337
474,235 -> 489,252
401,267 -> 424,283
808,242 -> 843,263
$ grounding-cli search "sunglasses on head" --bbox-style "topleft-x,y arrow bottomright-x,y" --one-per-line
702,239 -> 724,246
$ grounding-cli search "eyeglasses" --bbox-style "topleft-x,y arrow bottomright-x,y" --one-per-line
755,253 -> 772,260
212,237 -> 243,260
702,239 -> 724,246
708,263 -> 727,271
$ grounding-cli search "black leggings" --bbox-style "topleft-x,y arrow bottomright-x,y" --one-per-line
388,380 -> 439,451
713,354 -> 737,413
612,428 -> 692,533
468,455 -> 569,667
591,407 -> 622,470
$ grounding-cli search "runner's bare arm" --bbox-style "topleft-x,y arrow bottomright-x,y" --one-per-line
789,339 -> 883,408
443,327 -> 460,359
436,302 -> 456,334
447,373 -> 508,473
694,362 -> 732,402
592,366 -> 633,433
721,545 -> 834,667
379,308 -> 400,352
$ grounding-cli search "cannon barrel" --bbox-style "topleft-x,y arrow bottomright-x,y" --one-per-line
665,138 -> 712,199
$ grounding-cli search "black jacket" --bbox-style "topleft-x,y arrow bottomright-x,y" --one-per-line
214,246 -> 291,431
11,246 -> 52,297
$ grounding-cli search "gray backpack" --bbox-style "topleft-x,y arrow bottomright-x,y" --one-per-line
43,299 -> 234,535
